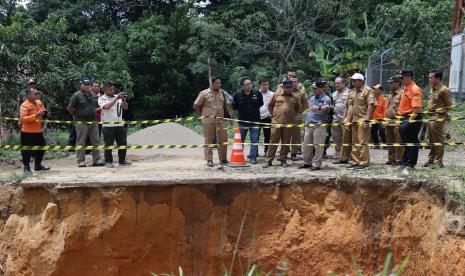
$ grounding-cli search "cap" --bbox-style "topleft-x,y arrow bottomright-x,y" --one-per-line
282,80 -> 294,87
311,83 -> 317,89
387,76 -> 401,83
350,73 -> 365,81
372,84 -> 383,90
315,79 -> 326,87
80,76 -> 92,85
399,69 -> 414,77
27,78 -> 37,85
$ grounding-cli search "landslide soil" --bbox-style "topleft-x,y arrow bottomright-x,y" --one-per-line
1,177 -> 465,276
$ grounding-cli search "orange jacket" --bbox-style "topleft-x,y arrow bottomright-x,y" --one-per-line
398,82 -> 423,115
373,95 -> 387,120
20,100 -> 45,133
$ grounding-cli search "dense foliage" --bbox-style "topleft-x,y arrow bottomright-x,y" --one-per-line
0,0 -> 454,120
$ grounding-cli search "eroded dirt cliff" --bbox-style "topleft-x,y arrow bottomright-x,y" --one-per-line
1,176 -> 465,275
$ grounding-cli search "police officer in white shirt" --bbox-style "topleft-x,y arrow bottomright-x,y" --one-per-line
258,77 -> 274,156
98,82 -> 131,168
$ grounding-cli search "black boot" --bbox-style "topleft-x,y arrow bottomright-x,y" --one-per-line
281,160 -> 289,167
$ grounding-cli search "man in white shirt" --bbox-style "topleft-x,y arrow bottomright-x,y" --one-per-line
258,77 -> 274,156
98,82 -> 131,168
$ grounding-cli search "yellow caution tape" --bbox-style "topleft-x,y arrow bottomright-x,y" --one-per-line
0,115 -> 218,125
1,142 -> 464,151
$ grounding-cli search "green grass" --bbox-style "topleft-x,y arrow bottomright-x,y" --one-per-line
0,128 -> 71,162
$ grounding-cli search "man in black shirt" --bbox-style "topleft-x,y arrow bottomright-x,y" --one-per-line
232,77 -> 264,164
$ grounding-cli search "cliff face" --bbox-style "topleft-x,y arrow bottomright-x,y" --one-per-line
1,177 -> 464,275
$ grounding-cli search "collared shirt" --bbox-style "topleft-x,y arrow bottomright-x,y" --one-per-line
194,88 -> 226,123
20,100 -> 45,133
398,82 -> 423,115
387,89 -> 403,118
98,94 -> 124,127
275,85 -> 307,120
345,85 -> 376,122
332,88 -> 349,122
373,95 -> 388,120
306,94 -> 332,124
259,90 -> 274,119
68,91 -> 99,121
232,89 -> 264,125
427,84 -> 453,115
268,90 -> 300,124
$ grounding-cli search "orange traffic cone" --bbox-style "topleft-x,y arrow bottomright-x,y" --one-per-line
227,127 -> 250,167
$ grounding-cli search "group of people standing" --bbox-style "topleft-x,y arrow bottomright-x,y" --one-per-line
194,68 -> 454,174
18,76 -> 131,173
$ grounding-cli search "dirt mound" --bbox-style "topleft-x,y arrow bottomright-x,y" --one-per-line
1,177 -> 465,275
127,123 -> 204,156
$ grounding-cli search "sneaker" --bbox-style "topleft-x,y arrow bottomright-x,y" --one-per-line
92,161 -> 105,167
333,160 -> 349,165
34,165 -> 50,171
401,167 -> 410,176
347,164 -> 359,170
250,158 -> 257,165
354,165 -> 369,171
207,160 -> 214,167
298,164 -> 312,169
222,160 -> 229,164
78,162 -> 86,168
291,154 -> 298,161
105,162 -> 115,168
310,166 -> 321,171
263,161 -> 273,168
432,163 -> 445,169
281,160 -> 289,167
24,167 -> 32,174
119,161 -> 132,166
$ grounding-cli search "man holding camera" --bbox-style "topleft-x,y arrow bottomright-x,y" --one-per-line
67,76 -> 104,167
98,82 -> 131,168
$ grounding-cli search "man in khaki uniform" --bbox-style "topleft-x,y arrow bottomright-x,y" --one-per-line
264,79 -> 300,168
194,76 -> 229,167
384,76 -> 404,165
346,73 -> 375,170
424,69 -> 454,168
284,70 -> 307,160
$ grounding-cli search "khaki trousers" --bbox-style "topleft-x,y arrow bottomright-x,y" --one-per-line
427,120 -> 446,164
385,125 -> 404,163
302,126 -> 327,168
76,123 -> 100,163
267,128 -> 292,162
202,122 -> 228,161
351,124 -> 371,166
339,125 -> 352,162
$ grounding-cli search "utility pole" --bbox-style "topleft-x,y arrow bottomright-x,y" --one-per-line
449,0 -> 465,102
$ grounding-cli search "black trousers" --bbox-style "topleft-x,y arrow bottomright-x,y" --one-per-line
371,122 -> 386,144
259,117 -> 272,154
102,126 -> 127,163
400,114 -> 422,167
21,132 -> 45,169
